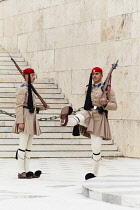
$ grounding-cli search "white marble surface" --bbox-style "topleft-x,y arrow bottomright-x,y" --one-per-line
83,157 -> 140,208
0,157 -> 137,210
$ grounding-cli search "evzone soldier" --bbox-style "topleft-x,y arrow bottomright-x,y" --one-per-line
12,68 -> 49,179
60,67 -> 117,180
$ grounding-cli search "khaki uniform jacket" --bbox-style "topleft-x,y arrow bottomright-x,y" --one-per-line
12,82 -> 45,136
78,83 -> 117,140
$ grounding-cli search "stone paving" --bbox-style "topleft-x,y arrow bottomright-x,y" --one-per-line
83,158 -> 140,208
0,157 -> 138,210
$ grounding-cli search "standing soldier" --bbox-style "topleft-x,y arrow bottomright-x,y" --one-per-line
60,67 -> 117,180
12,68 -> 49,179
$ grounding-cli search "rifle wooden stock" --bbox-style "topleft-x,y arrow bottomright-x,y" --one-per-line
8,53 -> 48,108
101,60 -> 118,100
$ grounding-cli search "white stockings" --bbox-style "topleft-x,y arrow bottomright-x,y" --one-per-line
17,133 -> 33,173
67,114 -> 102,176
90,134 -> 102,176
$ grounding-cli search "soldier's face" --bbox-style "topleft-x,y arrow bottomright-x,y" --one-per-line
30,73 -> 36,83
92,72 -> 103,84
24,73 -> 36,83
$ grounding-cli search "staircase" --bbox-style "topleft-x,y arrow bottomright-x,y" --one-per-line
0,49 -> 122,158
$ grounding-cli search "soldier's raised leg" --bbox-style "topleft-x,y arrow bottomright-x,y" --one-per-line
60,106 -> 86,127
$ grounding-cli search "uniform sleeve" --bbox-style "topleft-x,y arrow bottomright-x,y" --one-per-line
36,105 -> 46,111
15,87 -> 26,124
104,89 -> 117,111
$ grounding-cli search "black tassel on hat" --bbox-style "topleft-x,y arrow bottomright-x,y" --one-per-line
84,73 -> 93,110
27,74 -> 34,113
73,73 -> 93,136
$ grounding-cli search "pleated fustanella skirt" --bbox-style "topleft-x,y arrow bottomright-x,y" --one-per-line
78,109 -> 111,140
12,108 -> 41,136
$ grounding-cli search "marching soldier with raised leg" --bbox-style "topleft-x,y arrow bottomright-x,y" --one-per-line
60,64 -> 117,180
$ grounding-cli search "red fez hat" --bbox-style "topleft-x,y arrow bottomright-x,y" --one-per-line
91,67 -> 103,73
23,68 -> 35,74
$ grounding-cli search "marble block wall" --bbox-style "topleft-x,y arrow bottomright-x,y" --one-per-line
0,0 -> 140,157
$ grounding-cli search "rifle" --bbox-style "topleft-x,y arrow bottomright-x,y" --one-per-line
7,52 -> 48,109
101,60 -> 119,100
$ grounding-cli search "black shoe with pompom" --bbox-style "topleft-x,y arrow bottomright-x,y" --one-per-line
26,171 -> 34,179
33,170 -> 42,178
85,173 -> 96,180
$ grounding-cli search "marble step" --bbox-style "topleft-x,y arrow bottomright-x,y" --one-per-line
0,112 -> 72,120
0,98 -> 68,103
0,133 -> 87,139
0,115 -> 59,121
0,57 -> 24,61
0,88 -> 62,94
0,151 -> 123,158
0,61 -> 27,66
0,103 -> 70,109
0,108 -> 62,113
0,114 -> 60,121
0,83 -> 58,88
0,65 -> 29,70
0,49 -> 19,53
0,138 -> 113,145
0,121 -> 61,127
0,77 -> 54,83
0,93 -> 65,98
0,144 -> 118,151
0,126 -> 72,133
0,53 -> 21,57
0,121 -> 68,127
0,115 -> 60,121
0,76 -> 26,82
0,75 -> 43,80
0,70 -> 21,75
0,112 -> 60,116
0,111 -> 61,116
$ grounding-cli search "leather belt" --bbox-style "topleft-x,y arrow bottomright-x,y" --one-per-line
90,106 -> 108,119
23,106 -> 29,109
23,106 -> 36,111
23,106 -> 37,112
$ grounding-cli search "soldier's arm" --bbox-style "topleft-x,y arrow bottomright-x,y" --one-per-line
36,104 -> 50,112
104,89 -> 117,111
15,87 -> 26,123
36,105 -> 45,111
35,95 -> 50,111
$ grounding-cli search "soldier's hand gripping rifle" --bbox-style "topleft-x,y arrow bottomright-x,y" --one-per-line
7,52 -> 49,109
101,60 -> 119,100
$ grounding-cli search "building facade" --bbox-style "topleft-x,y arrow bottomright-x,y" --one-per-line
0,0 -> 140,157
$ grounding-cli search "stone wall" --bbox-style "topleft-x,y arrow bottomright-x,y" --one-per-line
0,0 -> 140,157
